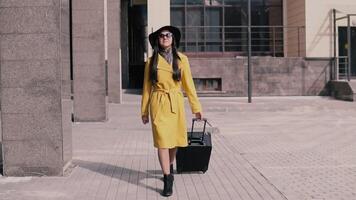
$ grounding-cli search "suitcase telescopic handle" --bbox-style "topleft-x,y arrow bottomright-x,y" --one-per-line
190,118 -> 208,144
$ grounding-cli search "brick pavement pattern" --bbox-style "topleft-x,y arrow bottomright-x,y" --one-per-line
0,94 -> 355,200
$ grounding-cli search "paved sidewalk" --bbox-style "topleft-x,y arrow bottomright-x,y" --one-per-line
0,94 -> 355,200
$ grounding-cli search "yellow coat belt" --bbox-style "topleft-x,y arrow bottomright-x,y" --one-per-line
153,88 -> 182,114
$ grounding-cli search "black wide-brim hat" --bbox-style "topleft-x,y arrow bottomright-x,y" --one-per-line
149,25 -> 181,48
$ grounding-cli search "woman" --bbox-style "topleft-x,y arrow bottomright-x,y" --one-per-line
141,25 -> 202,197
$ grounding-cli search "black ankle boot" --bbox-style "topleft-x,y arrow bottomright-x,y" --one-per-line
160,165 -> 174,182
162,174 -> 174,197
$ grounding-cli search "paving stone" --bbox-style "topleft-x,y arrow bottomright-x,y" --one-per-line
1,94 -> 355,199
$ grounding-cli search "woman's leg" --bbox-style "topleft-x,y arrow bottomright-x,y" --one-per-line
158,148 -> 174,196
158,148 -> 170,175
169,148 -> 177,165
169,148 -> 177,174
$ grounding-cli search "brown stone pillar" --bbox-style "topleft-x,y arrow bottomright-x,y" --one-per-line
0,0 -> 72,176
72,0 -> 107,121
107,0 -> 122,103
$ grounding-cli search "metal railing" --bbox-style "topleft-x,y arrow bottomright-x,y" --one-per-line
335,56 -> 349,80
177,25 -> 305,57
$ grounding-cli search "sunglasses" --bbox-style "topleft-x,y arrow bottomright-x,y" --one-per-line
159,32 -> 173,38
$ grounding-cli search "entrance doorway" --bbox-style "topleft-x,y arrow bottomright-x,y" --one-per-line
338,27 -> 356,77
128,4 -> 147,88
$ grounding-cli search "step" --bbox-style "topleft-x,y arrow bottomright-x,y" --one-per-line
348,80 -> 356,92
349,80 -> 356,100
329,80 -> 354,101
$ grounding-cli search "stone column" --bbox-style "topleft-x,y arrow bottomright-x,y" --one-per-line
0,0 -> 72,176
72,0 -> 107,121
107,0 -> 122,103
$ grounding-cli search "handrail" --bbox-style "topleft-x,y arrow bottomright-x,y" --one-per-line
335,56 -> 349,80
177,25 -> 305,28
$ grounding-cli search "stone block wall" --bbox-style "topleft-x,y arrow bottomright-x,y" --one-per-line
189,56 -> 331,96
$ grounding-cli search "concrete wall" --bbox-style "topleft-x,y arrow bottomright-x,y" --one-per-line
305,0 -> 356,57
285,0 -> 306,57
189,56 -> 331,96
147,0 -> 170,57
0,0 -> 72,176
72,0 -> 107,121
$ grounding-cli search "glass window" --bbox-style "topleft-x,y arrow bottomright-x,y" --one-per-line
206,7 -> 222,26
225,7 -> 242,26
186,7 -> 203,26
186,7 -> 204,51
187,0 -> 203,5
170,0 -> 283,54
204,0 -> 223,6
225,7 -> 244,51
171,0 -> 185,5
206,8 -> 222,51
224,0 -> 242,5
171,8 -> 185,27
193,78 -> 222,91
251,6 -> 268,26
171,8 -> 185,50
267,0 -> 282,6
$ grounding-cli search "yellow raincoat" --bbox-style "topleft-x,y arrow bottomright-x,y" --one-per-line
141,52 -> 202,148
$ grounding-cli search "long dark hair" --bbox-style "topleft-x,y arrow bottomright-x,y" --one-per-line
149,36 -> 181,84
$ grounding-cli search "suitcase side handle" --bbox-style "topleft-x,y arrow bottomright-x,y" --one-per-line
190,118 -> 207,144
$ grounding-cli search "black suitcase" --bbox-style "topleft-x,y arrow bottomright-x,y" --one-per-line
176,118 -> 212,173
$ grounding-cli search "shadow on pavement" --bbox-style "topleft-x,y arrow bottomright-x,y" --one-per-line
75,159 -> 161,194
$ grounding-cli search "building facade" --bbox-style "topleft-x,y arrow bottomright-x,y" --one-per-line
124,0 -> 356,95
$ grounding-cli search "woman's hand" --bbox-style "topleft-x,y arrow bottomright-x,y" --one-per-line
195,112 -> 202,120
142,115 -> 149,124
